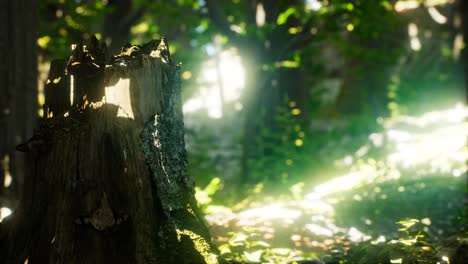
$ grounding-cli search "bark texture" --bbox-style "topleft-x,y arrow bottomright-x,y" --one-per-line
0,39 -> 222,264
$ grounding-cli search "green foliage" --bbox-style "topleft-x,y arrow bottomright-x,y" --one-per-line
39,0 -> 107,58
332,220 -> 452,264
247,98 -> 305,183
218,230 -> 320,264
195,177 -> 221,207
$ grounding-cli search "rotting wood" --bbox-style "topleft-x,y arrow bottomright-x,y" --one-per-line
0,37 -> 224,264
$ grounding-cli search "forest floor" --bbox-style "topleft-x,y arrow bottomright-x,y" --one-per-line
201,105 -> 468,263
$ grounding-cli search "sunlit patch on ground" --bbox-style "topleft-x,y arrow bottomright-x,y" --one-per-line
203,104 -> 467,263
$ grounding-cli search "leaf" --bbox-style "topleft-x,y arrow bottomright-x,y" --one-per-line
219,244 -> 232,255
277,7 -> 298,25
398,237 -> 418,246
397,219 -> 419,230
252,240 -> 270,248
204,177 -> 221,195
244,250 -> 263,263
271,248 -> 291,256
37,36 -> 51,49
229,233 -> 249,246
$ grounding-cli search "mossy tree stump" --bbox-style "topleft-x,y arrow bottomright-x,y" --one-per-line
0,38 -> 223,264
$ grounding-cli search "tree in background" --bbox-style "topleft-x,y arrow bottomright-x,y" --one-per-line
460,0 -> 468,97
0,0 -> 38,210
34,0 -> 465,187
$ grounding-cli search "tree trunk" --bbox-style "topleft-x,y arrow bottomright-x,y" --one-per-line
0,0 -> 38,210
460,0 -> 468,102
458,0 -> 468,233
0,39 -> 223,264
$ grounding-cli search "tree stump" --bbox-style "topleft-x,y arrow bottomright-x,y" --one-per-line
0,38 -> 223,264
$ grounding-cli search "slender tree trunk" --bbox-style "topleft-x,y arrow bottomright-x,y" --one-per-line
0,39 -> 223,264
240,51 -> 283,182
0,0 -> 38,209
104,0 -> 143,57
460,0 -> 468,102
458,0 -> 468,231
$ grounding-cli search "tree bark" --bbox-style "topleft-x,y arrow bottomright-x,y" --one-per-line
0,39 -> 223,264
0,0 -> 38,209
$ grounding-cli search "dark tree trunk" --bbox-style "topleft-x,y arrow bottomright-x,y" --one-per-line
458,0 -> 468,237
0,39 -> 223,264
104,0 -> 144,57
460,0 -> 468,102
332,4 -> 406,118
0,0 -> 38,209
240,49 -> 285,183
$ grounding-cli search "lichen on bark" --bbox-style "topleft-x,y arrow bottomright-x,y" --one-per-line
141,63 -> 223,263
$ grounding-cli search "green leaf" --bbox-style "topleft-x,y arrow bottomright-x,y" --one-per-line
229,233 -> 249,246
204,177 -> 221,195
37,36 -> 51,49
244,250 -> 263,263
277,7 -> 298,25
397,219 -> 419,230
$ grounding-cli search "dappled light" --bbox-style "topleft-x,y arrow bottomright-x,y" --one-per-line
104,78 -> 134,119
3,0 -> 467,263
201,104 -> 467,262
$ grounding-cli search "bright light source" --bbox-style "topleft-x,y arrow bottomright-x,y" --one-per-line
395,0 -> 420,12
306,0 -> 323,11
387,104 -> 468,172
0,207 -> 12,222
343,155 -> 353,165
3,171 -> 12,188
421,218 -> 432,225
70,75 -> 74,106
371,235 -> 386,244
238,204 -> 302,220
427,7 -> 447,24
256,3 -> 266,26
410,38 -> 422,51
369,133 -> 384,147
183,97 -> 204,114
387,129 -> 412,142
407,23 -> 422,51
348,226 -> 371,242
183,48 -> 245,118
408,23 -> 418,37
305,223 -> 334,237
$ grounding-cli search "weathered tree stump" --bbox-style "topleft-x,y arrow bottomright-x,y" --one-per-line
0,38 -> 223,264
